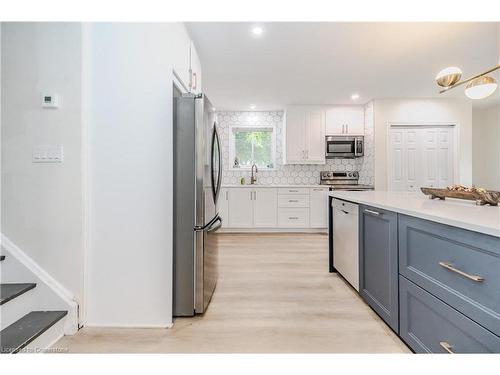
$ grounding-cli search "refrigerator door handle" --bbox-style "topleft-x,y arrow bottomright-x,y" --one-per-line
210,123 -> 222,205
206,216 -> 222,233
194,215 -> 219,232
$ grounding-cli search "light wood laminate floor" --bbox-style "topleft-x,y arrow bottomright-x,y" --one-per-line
55,233 -> 410,353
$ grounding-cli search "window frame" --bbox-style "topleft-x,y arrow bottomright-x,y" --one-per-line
228,124 -> 277,171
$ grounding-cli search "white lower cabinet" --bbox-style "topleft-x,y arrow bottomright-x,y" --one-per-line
227,188 -> 253,228
222,186 -> 327,230
309,188 -> 329,228
218,188 -> 229,228
278,208 -> 310,228
253,188 -> 278,227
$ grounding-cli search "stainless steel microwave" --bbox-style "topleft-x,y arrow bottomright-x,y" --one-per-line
325,136 -> 364,158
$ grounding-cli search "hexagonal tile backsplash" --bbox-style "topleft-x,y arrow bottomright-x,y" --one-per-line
217,105 -> 374,186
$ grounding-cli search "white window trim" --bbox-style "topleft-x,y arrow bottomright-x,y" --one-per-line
228,124 -> 277,171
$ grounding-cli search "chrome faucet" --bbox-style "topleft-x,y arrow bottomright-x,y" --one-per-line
251,164 -> 258,184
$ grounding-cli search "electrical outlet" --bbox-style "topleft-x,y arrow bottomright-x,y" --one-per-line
32,145 -> 64,163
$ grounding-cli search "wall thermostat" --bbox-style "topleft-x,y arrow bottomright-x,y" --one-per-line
41,94 -> 60,108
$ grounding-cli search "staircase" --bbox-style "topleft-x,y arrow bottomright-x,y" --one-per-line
0,252 -> 69,354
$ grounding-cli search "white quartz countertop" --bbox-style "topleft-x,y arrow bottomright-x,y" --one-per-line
222,184 -> 328,189
329,190 -> 500,238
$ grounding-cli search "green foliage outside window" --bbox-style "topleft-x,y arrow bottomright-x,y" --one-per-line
234,130 -> 273,169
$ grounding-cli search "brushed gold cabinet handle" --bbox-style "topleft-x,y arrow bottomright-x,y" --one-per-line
438,261 -> 484,282
439,341 -> 454,354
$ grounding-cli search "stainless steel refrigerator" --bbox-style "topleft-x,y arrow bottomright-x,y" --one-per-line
173,92 -> 222,316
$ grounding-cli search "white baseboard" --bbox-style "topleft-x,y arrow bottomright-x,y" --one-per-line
1,234 -> 79,334
84,322 -> 174,329
219,228 -> 327,234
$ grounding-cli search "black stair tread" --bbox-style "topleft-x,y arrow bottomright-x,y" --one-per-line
0,283 -> 37,305
0,311 -> 68,354
0,255 -> 5,261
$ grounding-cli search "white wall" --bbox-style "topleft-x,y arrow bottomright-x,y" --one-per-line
373,98 -> 473,190
84,23 -> 174,327
472,104 -> 500,190
1,23 -> 84,304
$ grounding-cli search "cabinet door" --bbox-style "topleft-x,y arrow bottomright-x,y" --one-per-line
253,188 -> 278,227
325,107 -> 345,135
344,106 -> 364,135
359,204 -> 399,332
305,109 -> 326,163
218,188 -> 229,228
326,106 -> 364,135
189,41 -> 202,94
170,23 -> 191,91
284,107 -> 306,164
309,188 -> 328,228
227,188 -> 253,228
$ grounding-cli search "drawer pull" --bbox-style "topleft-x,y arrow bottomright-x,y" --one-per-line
289,190 -> 299,193
439,341 -> 454,354
289,217 -> 299,220
438,261 -> 484,282
288,200 -> 299,203
364,209 -> 381,216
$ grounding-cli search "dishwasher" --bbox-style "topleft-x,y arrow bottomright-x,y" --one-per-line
332,198 -> 359,291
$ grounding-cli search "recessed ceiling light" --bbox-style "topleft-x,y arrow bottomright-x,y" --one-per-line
251,26 -> 263,36
351,93 -> 360,100
250,104 -> 257,110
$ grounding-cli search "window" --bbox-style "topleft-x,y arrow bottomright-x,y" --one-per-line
229,126 -> 276,170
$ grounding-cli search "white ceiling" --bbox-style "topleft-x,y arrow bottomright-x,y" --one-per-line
186,22 -> 500,111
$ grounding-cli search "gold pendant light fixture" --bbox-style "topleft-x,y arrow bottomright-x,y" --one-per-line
436,64 -> 500,99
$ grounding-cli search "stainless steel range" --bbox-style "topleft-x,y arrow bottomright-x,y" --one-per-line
320,171 -> 374,191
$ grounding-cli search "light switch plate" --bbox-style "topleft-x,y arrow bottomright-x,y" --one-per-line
32,145 -> 64,163
41,94 -> 60,108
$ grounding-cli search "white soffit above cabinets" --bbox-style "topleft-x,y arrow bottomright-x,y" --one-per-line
186,22 -> 500,110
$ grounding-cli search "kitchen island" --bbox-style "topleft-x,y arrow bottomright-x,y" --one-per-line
328,190 -> 500,353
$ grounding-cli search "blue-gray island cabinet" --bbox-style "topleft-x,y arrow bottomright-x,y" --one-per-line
329,191 -> 500,353
359,204 -> 399,333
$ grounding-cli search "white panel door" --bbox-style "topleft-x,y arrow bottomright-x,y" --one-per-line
309,188 -> 328,228
405,129 -> 420,191
305,109 -> 326,163
218,188 -> 229,228
284,107 -> 306,163
253,188 -> 278,227
390,126 -> 455,191
437,128 -> 455,187
227,188 -> 253,228
390,129 -> 406,191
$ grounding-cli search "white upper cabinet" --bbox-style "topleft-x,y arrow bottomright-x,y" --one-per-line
189,41 -> 202,94
284,106 -> 325,164
325,106 -> 364,135
284,107 -> 306,163
306,109 -> 326,163
170,24 -> 202,94
170,24 -> 191,92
